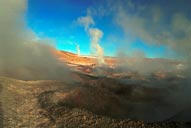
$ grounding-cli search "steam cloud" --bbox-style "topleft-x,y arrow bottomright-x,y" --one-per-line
89,0 -> 191,122
113,1 -> 191,79
0,0 -> 70,80
77,15 -> 105,65
92,0 -> 191,78
77,15 -> 95,31
114,2 -> 191,60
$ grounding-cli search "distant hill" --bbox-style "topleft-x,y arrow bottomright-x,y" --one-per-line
55,50 -> 181,67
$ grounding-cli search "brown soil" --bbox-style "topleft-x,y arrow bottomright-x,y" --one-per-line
0,76 -> 190,128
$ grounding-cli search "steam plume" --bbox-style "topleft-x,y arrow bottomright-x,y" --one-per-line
89,28 -> 105,65
76,44 -> 80,56
77,15 -> 94,31
77,15 -> 105,65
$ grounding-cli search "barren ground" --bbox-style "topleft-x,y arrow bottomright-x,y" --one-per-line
0,76 -> 190,128
0,51 -> 190,128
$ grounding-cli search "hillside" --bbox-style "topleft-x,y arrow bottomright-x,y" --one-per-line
0,50 -> 189,128
0,76 -> 190,128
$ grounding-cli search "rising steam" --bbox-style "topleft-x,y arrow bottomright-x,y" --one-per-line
77,15 -> 94,31
0,0 -> 70,80
89,28 -> 105,65
77,15 -> 105,65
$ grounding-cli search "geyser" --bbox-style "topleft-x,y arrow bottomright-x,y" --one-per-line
77,14 -> 105,66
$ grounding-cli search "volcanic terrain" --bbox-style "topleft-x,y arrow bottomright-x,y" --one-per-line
0,50 -> 190,128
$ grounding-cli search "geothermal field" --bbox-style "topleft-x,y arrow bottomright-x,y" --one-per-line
0,50 -> 191,128
1,0 -> 191,128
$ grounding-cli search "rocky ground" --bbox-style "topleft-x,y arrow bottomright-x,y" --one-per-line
0,76 -> 190,128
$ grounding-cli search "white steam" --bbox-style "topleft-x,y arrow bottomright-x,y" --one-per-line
77,15 -> 105,65
76,44 -> 80,56
117,50 -> 175,75
77,15 -> 94,31
0,0 -> 70,80
115,4 -> 191,60
89,28 -> 105,65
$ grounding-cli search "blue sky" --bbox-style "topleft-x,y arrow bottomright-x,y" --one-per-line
26,0 -> 191,58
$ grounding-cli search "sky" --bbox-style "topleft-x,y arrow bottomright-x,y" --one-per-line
26,0 -> 191,58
